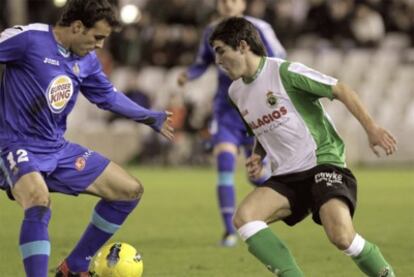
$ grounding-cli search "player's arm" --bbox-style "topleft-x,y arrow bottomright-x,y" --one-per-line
0,26 -> 29,63
81,57 -> 174,140
332,83 -> 397,156
178,27 -> 214,86
281,61 -> 397,157
245,139 -> 265,180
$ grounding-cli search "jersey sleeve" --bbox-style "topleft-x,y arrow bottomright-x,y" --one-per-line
280,61 -> 337,100
80,55 -> 166,131
186,27 -> 214,80
0,26 -> 29,63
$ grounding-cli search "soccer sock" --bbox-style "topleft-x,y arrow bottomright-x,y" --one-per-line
238,221 -> 304,277
19,206 -> 51,277
344,234 -> 395,276
217,151 -> 236,235
66,199 -> 139,272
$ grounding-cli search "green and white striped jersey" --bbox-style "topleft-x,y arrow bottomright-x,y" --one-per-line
229,57 -> 346,176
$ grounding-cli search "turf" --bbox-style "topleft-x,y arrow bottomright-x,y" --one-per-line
0,167 -> 413,276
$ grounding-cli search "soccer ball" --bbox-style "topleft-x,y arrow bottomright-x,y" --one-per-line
89,242 -> 143,277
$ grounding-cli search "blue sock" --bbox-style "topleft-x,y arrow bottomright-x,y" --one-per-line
19,206 -> 51,277
66,199 -> 139,272
217,152 -> 236,235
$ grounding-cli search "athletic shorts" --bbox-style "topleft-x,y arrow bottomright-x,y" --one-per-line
209,120 -> 253,148
0,142 -> 110,198
263,164 -> 357,226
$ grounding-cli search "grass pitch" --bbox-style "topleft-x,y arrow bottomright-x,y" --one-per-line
0,166 -> 413,276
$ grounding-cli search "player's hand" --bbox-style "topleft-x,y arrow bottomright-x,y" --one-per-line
246,153 -> 263,179
160,111 -> 174,141
367,125 -> 397,157
177,71 -> 188,87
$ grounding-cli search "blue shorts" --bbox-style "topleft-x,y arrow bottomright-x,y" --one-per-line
0,142 -> 110,196
209,120 -> 254,149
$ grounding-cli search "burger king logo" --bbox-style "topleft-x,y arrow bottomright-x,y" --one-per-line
46,75 -> 73,113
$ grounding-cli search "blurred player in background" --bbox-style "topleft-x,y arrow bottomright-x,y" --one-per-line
0,0 -> 174,276
209,17 -> 397,276
177,0 -> 286,247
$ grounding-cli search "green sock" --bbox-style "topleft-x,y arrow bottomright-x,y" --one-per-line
352,241 -> 395,277
245,228 -> 304,277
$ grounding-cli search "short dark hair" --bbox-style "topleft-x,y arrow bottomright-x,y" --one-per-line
58,0 -> 120,29
209,17 -> 266,56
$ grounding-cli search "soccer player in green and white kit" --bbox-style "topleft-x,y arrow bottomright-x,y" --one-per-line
209,17 -> 397,277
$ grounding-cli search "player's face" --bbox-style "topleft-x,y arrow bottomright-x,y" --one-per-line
217,0 -> 246,17
213,40 -> 246,80
71,20 -> 112,56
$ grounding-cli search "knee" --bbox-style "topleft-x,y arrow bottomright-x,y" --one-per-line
328,230 -> 354,250
233,208 -> 253,229
25,191 -> 50,209
127,177 -> 143,200
216,150 -> 236,172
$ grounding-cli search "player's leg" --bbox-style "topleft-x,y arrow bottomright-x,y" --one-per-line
43,143 -> 140,275
234,184 -> 304,276
60,162 -> 141,274
213,142 -> 239,246
320,199 -> 395,276
1,147 -> 52,277
313,165 -> 395,276
11,172 -> 52,277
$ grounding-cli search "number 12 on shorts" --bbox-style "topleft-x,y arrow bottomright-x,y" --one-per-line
7,149 -> 29,170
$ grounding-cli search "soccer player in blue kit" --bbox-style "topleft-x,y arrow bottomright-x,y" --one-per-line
0,1 -> 174,276
177,0 -> 286,247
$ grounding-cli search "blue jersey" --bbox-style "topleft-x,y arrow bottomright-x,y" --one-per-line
0,23 -> 165,152
187,16 -> 286,130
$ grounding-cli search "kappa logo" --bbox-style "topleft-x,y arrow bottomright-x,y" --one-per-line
315,171 -> 343,186
43,57 -> 60,66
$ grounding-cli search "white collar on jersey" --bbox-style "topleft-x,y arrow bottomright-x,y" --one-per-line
242,56 -> 266,84
57,43 -> 71,58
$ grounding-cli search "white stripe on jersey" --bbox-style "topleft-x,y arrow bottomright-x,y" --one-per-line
288,62 -> 338,86
0,23 -> 48,43
27,23 -> 49,32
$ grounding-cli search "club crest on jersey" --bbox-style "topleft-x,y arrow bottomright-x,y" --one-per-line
266,91 -> 277,108
75,157 -> 86,171
46,75 -> 73,113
